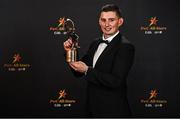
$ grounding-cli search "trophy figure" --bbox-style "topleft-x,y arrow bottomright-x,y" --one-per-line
58,17 -> 80,62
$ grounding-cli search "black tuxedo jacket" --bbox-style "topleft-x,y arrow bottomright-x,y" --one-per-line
73,33 -> 135,117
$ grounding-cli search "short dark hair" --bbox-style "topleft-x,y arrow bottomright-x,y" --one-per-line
100,4 -> 122,18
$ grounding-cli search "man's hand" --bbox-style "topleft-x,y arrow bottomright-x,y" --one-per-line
63,38 -> 73,51
69,61 -> 88,73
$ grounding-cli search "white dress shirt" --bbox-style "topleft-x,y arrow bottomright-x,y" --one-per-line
93,31 -> 119,68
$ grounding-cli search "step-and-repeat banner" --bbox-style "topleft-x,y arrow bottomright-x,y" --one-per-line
0,0 -> 179,117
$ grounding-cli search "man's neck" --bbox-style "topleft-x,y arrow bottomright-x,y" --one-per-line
103,31 -> 119,39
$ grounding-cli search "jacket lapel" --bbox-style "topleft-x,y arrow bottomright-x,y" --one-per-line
94,33 -> 122,68
87,39 -> 101,66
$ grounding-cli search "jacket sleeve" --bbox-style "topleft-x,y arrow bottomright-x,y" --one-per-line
85,44 -> 135,88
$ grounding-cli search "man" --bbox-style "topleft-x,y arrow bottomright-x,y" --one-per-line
63,4 -> 135,117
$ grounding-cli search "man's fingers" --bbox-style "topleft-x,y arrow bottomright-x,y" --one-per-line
63,39 -> 73,49
64,41 -> 71,47
69,62 -> 78,70
69,62 -> 81,71
70,61 -> 78,65
69,61 -> 87,73
69,64 -> 76,70
67,39 -> 72,44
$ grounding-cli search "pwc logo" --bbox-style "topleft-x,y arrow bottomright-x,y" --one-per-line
50,17 -> 66,32
140,89 -> 167,108
3,53 -> 30,71
49,17 -> 75,35
49,89 -> 76,108
140,16 -> 167,35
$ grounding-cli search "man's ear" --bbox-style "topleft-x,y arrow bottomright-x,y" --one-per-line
99,18 -> 101,25
118,18 -> 124,27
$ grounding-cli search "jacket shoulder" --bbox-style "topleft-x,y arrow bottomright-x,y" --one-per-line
121,36 -> 131,44
120,36 -> 135,51
122,36 -> 134,45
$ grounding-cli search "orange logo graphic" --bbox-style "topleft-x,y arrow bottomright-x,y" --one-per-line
149,17 -> 158,26
58,17 -> 65,27
12,54 -> 21,63
58,89 -> 67,99
149,89 -> 158,100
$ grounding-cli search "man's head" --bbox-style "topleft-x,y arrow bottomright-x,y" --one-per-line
99,4 -> 123,39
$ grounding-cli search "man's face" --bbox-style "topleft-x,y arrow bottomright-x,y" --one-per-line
99,11 -> 123,38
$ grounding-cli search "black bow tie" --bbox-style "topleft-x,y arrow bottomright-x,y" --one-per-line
99,39 -> 109,45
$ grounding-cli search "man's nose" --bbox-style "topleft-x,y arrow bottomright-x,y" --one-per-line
105,21 -> 110,27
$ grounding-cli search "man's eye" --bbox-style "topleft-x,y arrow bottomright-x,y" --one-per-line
101,19 -> 106,22
109,19 -> 115,22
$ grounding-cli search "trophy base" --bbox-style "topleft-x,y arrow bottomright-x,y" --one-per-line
66,49 -> 77,62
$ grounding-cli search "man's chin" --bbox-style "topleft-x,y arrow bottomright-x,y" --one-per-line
104,32 -> 114,36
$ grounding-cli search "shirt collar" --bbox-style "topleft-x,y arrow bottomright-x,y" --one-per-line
102,31 -> 119,43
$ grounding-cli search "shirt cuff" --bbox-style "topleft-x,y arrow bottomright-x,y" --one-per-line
84,66 -> 93,75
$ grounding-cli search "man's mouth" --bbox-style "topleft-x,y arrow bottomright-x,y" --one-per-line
104,28 -> 112,31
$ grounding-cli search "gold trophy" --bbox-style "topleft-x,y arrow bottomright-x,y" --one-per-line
66,32 -> 79,62
58,17 -> 80,62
